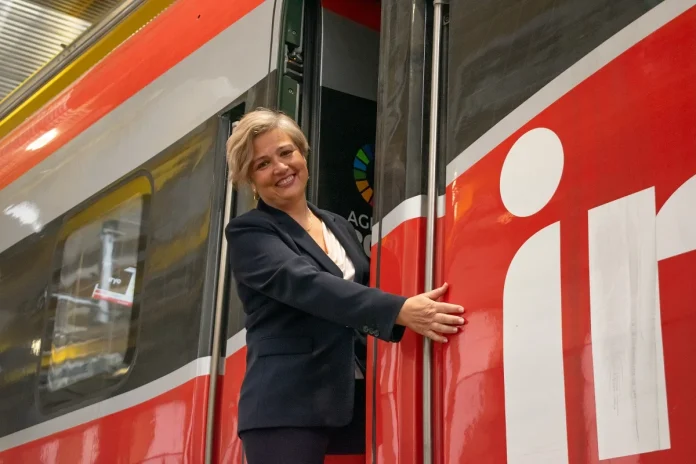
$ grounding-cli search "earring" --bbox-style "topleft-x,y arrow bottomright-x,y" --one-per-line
252,187 -> 259,201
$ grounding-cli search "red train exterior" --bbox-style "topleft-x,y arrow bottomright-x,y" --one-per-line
1,0 -> 694,463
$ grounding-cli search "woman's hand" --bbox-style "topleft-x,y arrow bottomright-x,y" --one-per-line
395,282 -> 465,343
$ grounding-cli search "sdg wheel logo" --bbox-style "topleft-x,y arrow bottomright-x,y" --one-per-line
353,144 -> 375,205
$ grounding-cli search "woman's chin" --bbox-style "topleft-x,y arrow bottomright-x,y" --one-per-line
268,185 -> 305,205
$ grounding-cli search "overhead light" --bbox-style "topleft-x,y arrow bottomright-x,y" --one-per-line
27,129 -> 58,151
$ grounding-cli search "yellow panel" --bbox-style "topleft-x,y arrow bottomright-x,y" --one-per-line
59,175 -> 152,240
356,180 -> 370,192
0,0 -> 177,141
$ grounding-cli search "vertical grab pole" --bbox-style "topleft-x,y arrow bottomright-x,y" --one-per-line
204,179 -> 234,464
424,1 -> 447,463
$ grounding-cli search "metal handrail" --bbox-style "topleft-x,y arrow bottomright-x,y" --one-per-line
423,1 -> 448,463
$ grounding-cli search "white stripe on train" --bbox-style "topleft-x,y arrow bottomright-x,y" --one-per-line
370,194 -> 446,247
0,357 -> 211,453
0,332 -> 249,454
0,329 -> 247,453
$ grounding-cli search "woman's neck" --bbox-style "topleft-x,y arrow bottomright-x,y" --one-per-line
269,197 -> 312,228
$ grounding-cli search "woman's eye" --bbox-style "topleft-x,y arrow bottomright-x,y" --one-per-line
256,161 -> 269,170
281,150 -> 292,157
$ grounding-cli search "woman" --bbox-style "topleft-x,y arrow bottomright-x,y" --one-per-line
225,108 -> 465,463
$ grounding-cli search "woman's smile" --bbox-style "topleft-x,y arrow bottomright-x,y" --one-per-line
275,173 -> 296,188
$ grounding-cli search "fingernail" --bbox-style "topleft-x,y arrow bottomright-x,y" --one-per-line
459,307 -> 465,313
443,338 -> 448,343
458,318 -> 465,324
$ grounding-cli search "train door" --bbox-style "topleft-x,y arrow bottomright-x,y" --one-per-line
366,0 -> 435,462
435,1 -> 696,464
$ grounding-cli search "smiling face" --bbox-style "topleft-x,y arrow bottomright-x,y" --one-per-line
249,127 -> 309,209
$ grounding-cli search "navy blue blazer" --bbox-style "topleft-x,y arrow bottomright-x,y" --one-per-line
225,199 -> 407,433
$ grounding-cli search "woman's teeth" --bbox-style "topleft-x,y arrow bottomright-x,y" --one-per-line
277,175 -> 294,187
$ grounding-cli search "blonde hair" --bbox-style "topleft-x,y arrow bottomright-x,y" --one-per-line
226,107 -> 309,186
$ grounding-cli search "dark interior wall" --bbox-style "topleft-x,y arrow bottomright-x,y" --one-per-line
312,5 -> 381,257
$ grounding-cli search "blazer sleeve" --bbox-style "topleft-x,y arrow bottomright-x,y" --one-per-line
226,216 -> 407,342
334,213 -> 407,342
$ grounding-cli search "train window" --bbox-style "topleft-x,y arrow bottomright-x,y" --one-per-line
38,175 -> 151,410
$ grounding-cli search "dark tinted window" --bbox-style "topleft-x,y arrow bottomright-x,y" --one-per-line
445,0 -> 662,164
373,0 -> 431,220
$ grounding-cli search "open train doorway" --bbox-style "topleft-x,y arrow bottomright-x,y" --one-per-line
306,0 -> 380,260
312,0 -> 381,457
278,0 -> 381,257
274,0 -> 383,459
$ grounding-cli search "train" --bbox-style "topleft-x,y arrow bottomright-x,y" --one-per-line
1,0 -> 695,462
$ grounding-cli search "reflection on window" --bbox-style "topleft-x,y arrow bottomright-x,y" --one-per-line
40,177 -> 150,407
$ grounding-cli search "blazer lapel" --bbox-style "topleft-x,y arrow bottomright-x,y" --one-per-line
313,204 -> 368,282
258,200 -> 343,277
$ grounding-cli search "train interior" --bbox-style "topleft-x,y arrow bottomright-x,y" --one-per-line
299,0 -> 382,455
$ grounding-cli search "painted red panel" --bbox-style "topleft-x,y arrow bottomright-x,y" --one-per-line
432,215 -> 447,464
0,0 -> 264,191
367,217 -> 425,464
216,349 -> 247,464
322,0 -> 380,31
0,376 -> 209,463
439,8 -> 696,464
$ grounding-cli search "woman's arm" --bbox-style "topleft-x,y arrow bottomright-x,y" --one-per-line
226,216 -> 406,341
333,214 -> 466,343
227,214 -> 466,344
332,213 -> 407,340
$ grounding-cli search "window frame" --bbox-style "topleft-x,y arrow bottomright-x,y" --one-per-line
35,170 -> 154,414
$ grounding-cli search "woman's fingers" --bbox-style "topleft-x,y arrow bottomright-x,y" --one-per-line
424,330 -> 448,344
434,302 -> 464,314
398,285 -> 466,343
423,315 -> 468,342
431,322 -> 459,334
425,311 -> 467,342
422,282 -> 448,300
434,313 -> 465,326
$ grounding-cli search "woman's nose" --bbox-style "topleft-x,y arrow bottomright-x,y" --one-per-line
273,161 -> 289,173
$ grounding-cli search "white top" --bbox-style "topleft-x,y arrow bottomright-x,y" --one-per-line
321,220 -> 363,379
322,221 -> 356,281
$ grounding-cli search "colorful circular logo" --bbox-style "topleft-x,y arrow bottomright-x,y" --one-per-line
353,144 -> 374,205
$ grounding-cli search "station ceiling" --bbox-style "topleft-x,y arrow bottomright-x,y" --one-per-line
0,0 -> 124,102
